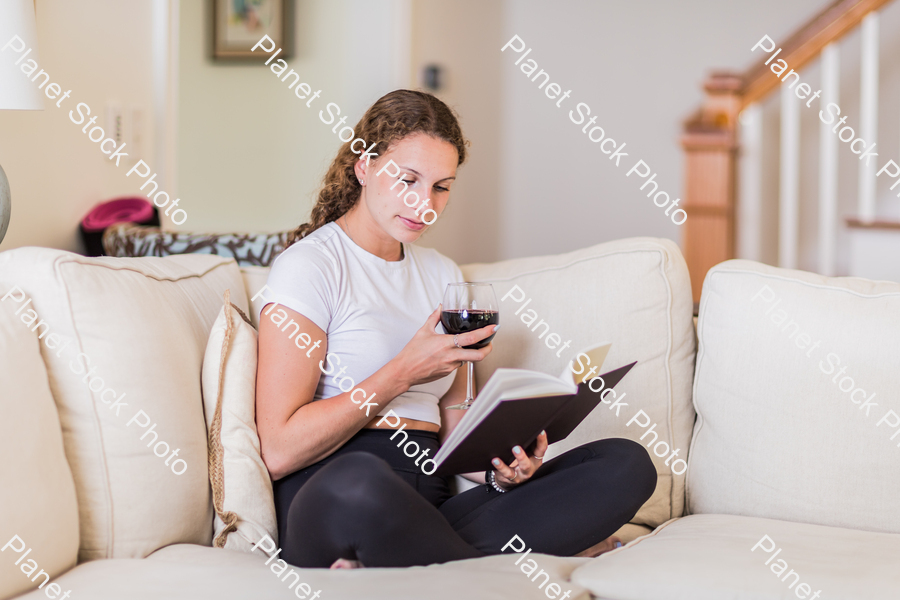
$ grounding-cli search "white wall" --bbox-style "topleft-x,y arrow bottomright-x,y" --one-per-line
0,0 -> 156,252
497,0 -> 828,261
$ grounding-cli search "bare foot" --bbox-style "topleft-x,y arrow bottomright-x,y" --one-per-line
330,558 -> 364,569
574,536 -> 623,558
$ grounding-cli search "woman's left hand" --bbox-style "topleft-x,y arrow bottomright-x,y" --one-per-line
491,430 -> 549,490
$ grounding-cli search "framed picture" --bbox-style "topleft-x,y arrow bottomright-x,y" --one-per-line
212,0 -> 290,61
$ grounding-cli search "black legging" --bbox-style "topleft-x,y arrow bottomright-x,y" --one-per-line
273,429 -> 657,568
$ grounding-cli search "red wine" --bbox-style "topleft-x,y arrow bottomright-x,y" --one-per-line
441,310 -> 499,349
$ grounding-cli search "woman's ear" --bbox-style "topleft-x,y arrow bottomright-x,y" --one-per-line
353,157 -> 369,185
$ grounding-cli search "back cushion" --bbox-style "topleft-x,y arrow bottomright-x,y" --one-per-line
0,287 -> 79,599
0,248 -> 249,561
463,238 -> 696,527
688,260 -> 900,532
241,266 -> 270,328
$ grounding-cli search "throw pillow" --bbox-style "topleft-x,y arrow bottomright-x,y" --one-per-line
102,223 -> 290,267
202,289 -> 278,553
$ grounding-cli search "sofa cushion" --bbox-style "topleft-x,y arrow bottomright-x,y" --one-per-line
0,248 -> 249,561
15,544 -> 592,600
241,266 -> 271,328
202,291 -> 277,553
688,260 -> 900,532
571,513 -> 900,600
462,238 -> 696,528
0,286 -> 79,600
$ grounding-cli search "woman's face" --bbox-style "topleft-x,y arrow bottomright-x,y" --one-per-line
355,132 -> 458,244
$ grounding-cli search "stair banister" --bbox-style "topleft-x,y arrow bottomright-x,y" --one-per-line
681,0 -> 895,301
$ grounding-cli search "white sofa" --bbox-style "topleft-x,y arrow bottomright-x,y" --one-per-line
1,238 -> 898,600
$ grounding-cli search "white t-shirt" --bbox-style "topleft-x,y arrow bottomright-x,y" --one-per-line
261,221 -> 463,425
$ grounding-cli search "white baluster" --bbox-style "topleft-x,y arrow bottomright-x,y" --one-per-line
738,103 -> 762,261
780,82 -> 800,269
858,11 -> 879,222
819,43 -> 840,276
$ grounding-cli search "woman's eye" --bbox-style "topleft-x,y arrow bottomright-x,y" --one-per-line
401,179 -> 415,185
435,186 -> 449,193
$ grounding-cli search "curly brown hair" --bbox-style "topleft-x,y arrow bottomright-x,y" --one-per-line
286,90 -> 469,245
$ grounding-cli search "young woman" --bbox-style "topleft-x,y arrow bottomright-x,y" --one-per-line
255,90 -> 657,569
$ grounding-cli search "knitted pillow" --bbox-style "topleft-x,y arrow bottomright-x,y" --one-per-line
103,223 -> 290,267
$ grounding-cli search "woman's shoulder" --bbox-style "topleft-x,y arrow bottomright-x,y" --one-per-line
269,225 -> 342,284
273,225 -> 341,267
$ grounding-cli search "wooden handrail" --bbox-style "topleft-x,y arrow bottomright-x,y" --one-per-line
742,0 -> 893,106
846,217 -> 900,230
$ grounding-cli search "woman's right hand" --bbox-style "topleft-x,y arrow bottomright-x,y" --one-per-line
391,305 -> 497,388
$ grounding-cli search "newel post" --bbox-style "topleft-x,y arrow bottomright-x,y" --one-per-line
680,73 -> 743,303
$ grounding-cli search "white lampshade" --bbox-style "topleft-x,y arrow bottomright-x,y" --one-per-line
0,0 -> 43,110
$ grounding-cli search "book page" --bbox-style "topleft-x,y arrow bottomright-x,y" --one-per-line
558,342 -> 612,383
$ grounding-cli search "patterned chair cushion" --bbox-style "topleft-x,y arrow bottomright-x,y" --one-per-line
102,224 -> 290,267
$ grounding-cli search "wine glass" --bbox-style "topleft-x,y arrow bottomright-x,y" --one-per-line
441,283 -> 499,410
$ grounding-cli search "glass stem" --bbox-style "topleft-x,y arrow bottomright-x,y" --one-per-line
466,361 -> 474,401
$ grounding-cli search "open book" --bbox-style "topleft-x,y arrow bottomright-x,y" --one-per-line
432,343 -> 637,475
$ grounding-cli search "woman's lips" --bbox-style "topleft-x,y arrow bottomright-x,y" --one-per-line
399,216 -> 425,231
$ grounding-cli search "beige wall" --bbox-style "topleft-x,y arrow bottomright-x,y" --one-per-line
177,0 -> 843,264
0,0 -> 156,253
4,0 -> 852,269
408,0 -> 504,265
0,0 -> 413,251
176,0 -> 411,235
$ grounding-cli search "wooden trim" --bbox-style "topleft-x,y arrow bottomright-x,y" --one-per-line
683,206 -> 734,216
742,0 -> 893,106
681,132 -> 737,151
846,218 -> 900,230
681,137 -> 738,303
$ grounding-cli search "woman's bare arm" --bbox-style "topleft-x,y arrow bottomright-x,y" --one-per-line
256,304 -> 496,481
255,305 -> 409,480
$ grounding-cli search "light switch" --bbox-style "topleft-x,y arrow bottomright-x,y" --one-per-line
105,102 -> 123,146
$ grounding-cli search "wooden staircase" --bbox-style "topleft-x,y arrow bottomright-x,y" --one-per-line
681,0 -> 900,301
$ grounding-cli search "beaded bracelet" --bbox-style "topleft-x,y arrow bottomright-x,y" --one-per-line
486,469 -> 507,493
